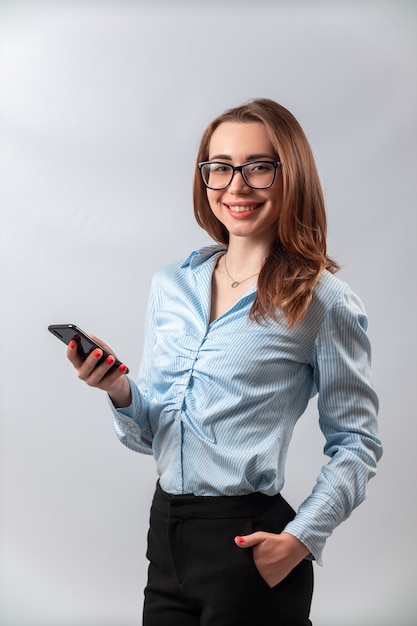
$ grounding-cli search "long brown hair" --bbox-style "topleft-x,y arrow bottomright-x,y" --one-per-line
193,98 -> 339,327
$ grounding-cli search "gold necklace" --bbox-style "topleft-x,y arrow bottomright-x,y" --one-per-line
224,255 -> 259,288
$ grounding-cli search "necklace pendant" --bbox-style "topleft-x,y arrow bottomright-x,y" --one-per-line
231,281 -> 240,288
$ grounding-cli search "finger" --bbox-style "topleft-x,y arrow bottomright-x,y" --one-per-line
85,362 -> 128,392
234,532 -> 268,548
81,351 -> 127,389
77,348 -> 121,383
89,334 -> 116,357
66,339 -> 84,368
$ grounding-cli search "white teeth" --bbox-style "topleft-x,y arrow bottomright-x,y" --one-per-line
227,205 -> 258,212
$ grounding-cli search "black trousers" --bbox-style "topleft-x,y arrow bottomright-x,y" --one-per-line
143,483 -> 313,625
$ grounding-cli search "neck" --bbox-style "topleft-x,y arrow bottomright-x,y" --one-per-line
219,239 -> 270,289
225,237 -> 272,274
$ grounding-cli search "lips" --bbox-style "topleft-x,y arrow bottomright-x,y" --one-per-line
224,203 -> 261,219
227,204 -> 258,212
226,202 -> 261,213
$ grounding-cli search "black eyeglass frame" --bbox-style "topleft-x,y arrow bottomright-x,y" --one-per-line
197,160 -> 281,190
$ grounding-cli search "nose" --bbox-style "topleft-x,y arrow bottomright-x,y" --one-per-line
228,168 -> 250,192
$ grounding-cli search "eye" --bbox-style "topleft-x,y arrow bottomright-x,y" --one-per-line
211,163 -> 231,173
247,162 -> 274,173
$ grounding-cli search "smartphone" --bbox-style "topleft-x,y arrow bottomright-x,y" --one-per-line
48,324 -> 129,375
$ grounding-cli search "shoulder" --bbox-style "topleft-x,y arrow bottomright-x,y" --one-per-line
301,270 -> 368,335
314,270 -> 349,304
313,270 -> 366,313
310,271 -> 369,339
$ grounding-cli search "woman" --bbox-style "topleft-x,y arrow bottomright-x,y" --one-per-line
67,98 -> 382,625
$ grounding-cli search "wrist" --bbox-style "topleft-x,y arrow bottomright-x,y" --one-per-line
280,532 -> 310,561
108,375 -> 132,408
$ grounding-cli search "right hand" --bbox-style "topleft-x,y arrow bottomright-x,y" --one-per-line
66,334 -> 132,407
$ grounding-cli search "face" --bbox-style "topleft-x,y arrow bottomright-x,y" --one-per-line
206,121 -> 282,245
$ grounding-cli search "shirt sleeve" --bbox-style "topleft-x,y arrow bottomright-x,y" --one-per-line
107,377 -> 153,455
283,286 -> 382,565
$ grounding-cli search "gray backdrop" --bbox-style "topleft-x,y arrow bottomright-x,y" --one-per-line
1,1 -> 416,624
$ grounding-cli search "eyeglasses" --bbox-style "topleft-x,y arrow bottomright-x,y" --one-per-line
198,160 -> 281,190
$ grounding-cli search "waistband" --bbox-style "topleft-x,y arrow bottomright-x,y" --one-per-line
152,481 -> 283,519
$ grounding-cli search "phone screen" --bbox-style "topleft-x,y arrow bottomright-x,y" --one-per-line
48,324 -> 129,374
48,324 -> 99,357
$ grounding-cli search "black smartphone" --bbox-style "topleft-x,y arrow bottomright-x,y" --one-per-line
48,324 -> 129,375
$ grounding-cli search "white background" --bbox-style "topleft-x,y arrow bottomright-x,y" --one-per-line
1,1 -> 416,624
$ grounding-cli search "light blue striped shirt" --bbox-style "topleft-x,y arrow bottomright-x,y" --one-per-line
111,245 -> 382,563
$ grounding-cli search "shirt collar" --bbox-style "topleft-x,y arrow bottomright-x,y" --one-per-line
180,244 -> 227,270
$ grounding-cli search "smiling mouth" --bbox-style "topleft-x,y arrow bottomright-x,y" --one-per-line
226,204 -> 261,213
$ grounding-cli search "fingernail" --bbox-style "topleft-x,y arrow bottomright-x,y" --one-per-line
69,340 -> 75,349
106,355 -> 115,365
119,364 -> 127,373
93,349 -> 101,358
236,536 -> 245,544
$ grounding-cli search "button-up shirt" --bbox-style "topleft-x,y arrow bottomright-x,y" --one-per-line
110,245 -> 382,564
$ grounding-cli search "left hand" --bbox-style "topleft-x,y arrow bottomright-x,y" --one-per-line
234,531 -> 310,588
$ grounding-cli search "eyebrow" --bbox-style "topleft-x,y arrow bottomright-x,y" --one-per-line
208,153 -> 277,161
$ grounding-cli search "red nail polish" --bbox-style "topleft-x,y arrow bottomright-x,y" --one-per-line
236,536 -> 245,544
106,355 -> 115,365
93,349 -> 101,358
69,340 -> 75,349
119,364 -> 127,373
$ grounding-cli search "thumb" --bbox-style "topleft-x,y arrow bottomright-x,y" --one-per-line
234,532 -> 266,549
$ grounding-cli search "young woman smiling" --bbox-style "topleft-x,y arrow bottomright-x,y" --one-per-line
66,98 -> 382,625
